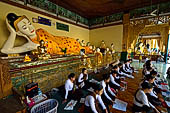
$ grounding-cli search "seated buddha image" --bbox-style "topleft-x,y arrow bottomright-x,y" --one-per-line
1,13 -> 88,55
95,48 -> 103,65
84,42 -> 93,54
100,40 -> 106,54
106,48 -> 112,63
110,43 -> 115,54
37,40 -> 51,60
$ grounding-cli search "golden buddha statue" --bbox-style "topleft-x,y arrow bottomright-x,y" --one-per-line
80,40 -> 86,47
110,43 -> 115,54
85,42 -> 93,54
100,40 -> 106,54
81,52 -> 92,69
37,40 -> 51,60
1,13 -> 87,55
24,54 -> 31,62
95,48 -> 103,66
106,48 -> 112,64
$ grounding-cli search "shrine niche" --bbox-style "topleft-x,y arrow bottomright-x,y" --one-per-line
128,15 -> 170,54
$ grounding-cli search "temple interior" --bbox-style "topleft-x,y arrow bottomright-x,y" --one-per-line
0,0 -> 170,113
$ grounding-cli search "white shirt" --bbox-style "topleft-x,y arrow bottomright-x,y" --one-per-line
85,94 -> 106,113
78,73 -> 88,83
139,80 -> 158,98
101,80 -> 116,101
110,74 -> 120,87
65,79 -> 74,99
134,89 -> 155,108
118,67 -> 132,77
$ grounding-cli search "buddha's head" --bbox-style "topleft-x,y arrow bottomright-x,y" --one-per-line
7,13 -> 36,38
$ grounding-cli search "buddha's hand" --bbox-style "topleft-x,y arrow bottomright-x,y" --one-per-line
6,18 -> 16,34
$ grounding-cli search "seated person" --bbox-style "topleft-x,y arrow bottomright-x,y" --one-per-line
126,59 -> 134,72
123,60 -> 133,74
118,63 -> 134,79
84,84 -> 108,113
63,73 -> 82,103
109,70 -> 122,90
143,60 -> 155,75
78,68 -> 91,89
112,65 -> 123,78
133,82 -> 159,113
101,74 -> 116,111
139,74 -> 163,106
150,70 -> 161,94
166,67 -> 170,78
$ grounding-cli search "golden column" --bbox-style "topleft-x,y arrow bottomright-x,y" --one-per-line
121,13 -> 130,61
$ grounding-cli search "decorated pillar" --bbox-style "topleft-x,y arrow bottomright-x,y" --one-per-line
121,13 -> 130,61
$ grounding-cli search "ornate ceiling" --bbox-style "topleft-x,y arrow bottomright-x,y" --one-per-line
49,0 -> 170,19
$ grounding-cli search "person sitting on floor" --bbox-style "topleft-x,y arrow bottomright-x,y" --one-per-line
133,82 -> 160,113
123,60 -> 133,74
78,68 -> 91,89
84,84 -> 108,113
63,73 -> 82,103
109,70 -> 124,91
112,65 -> 124,79
118,63 -> 134,79
126,59 -> 134,73
101,74 -> 116,113
166,67 -> 170,78
139,74 -> 163,107
143,60 -> 156,75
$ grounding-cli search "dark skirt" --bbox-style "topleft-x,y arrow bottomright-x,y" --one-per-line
146,93 -> 162,106
63,89 -> 83,101
84,105 -> 107,113
109,82 -> 120,90
132,104 -> 154,113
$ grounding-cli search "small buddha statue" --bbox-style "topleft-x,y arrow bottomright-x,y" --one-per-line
85,42 -> 93,54
100,40 -> 106,54
92,45 -> 96,53
106,48 -> 112,63
80,40 -> 86,47
143,47 -> 149,55
76,39 -> 80,44
110,43 -> 115,54
81,52 -> 92,69
95,48 -> 103,66
37,40 -> 51,60
24,54 -> 31,62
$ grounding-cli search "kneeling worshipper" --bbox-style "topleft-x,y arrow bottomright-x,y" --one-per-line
101,74 -> 116,113
84,84 -> 108,113
78,68 -> 91,89
63,73 -> 82,103
133,82 -> 160,113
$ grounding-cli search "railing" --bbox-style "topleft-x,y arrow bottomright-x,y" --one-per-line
0,53 -> 120,94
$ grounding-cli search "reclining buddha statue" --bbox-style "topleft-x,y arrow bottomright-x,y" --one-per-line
1,13 -> 89,55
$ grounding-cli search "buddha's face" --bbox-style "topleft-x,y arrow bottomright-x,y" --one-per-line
17,18 -> 36,38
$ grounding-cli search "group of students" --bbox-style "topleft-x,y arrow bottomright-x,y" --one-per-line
62,59 -> 135,113
133,59 -> 166,113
